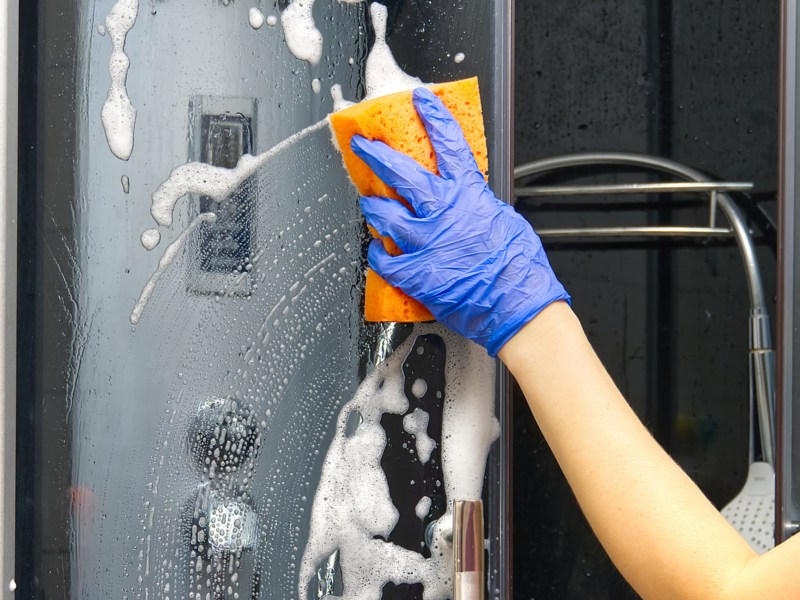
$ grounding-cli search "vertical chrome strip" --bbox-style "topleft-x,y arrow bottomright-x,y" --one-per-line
778,0 -> 797,542
0,0 -> 18,593
491,0 -> 514,598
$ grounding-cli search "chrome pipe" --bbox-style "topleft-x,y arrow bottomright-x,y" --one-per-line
453,500 -> 484,600
515,153 -> 766,309
515,152 -> 775,463
538,226 -> 734,239
751,308 -> 777,465
515,181 -> 753,197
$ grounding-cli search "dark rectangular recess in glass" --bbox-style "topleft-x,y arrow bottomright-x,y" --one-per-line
198,113 -> 254,274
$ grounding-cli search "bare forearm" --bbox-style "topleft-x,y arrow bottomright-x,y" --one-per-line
498,302 -> 792,600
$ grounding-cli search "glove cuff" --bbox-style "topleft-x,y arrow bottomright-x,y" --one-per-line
485,287 -> 572,358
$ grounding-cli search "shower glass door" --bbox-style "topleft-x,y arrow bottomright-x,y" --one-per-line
14,0 -> 512,598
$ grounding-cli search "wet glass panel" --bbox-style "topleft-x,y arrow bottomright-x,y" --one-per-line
18,1 -> 511,599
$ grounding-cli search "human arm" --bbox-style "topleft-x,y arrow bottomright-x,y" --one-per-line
500,301 -> 800,600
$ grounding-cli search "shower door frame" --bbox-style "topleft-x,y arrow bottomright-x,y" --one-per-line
779,0 -> 798,544
0,0 -> 18,595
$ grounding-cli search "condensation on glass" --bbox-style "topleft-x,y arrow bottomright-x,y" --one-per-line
18,1 -> 511,598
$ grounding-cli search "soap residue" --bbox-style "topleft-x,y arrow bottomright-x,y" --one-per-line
140,228 -> 160,251
415,496 -> 432,521
101,0 -> 139,161
454,52 -> 465,63
266,14 -> 278,26
280,0 -> 324,64
130,213 -> 216,325
403,408 -> 436,464
150,119 -> 327,227
299,334 -> 449,600
248,7 -> 265,29
121,174 -> 130,194
300,326 -> 498,599
280,0 -> 364,64
331,84 -> 355,111
311,78 -> 322,94
364,3 -> 423,99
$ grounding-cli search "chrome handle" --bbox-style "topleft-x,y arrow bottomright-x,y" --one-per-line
453,500 -> 484,600
515,181 -> 753,197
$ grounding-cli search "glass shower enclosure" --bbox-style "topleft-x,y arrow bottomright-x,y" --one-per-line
5,0 -> 513,598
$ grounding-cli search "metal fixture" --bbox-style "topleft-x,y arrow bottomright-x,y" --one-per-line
453,500 -> 484,600
515,152 -> 776,469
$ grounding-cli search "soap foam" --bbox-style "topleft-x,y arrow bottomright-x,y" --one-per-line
280,0 -> 324,64
403,408 -> 435,464
248,7 -> 265,29
331,84 -> 355,112
140,228 -> 161,251
300,325 -> 498,599
101,0 -> 138,161
130,213 -> 216,325
150,120 -> 327,227
415,495 -> 432,521
299,334 -> 451,600
364,4 -> 423,100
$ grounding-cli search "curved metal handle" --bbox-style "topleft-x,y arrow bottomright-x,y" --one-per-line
453,500 -> 484,600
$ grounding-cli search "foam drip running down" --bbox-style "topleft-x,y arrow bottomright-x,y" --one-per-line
329,3 -> 423,113
331,84 -> 355,112
300,326 -> 499,599
281,0 -> 364,64
364,3 -> 423,99
101,0 -> 138,161
280,0 -> 323,64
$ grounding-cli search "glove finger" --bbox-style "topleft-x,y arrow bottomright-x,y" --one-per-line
351,136 -> 444,217
366,238 -> 415,283
359,196 -> 423,254
412,87 -> 481,180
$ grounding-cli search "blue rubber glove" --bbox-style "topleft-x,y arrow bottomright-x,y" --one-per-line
351,87 -> 570,357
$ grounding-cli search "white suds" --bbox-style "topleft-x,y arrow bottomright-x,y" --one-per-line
130,213 -> 216,325
410,378 -> 427,399
364,3 -> 423,100
454,52 -> 465,63
140,228 -> 161,251
331,84 -> 355,112
311,78 -> 322,94
280,0 -> 323,64
266,14 -> 278,26
403,408 -> 436,464
101,0 -> 139,161
248,7 -> 265,29
96,24 -> 106,36
301,326 -> 498,600
150,119 -> 327,227
415,496 -> 432,521
299,335 -> 452,600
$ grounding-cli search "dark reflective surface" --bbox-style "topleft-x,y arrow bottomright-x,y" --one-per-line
514,2 -> 778,598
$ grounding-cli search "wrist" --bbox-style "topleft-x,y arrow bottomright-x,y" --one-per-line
497,301 -> 578,376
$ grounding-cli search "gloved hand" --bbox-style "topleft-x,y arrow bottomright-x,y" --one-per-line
351,87 -> 570,357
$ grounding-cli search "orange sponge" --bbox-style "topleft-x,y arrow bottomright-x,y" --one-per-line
330,77 -> 489,322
